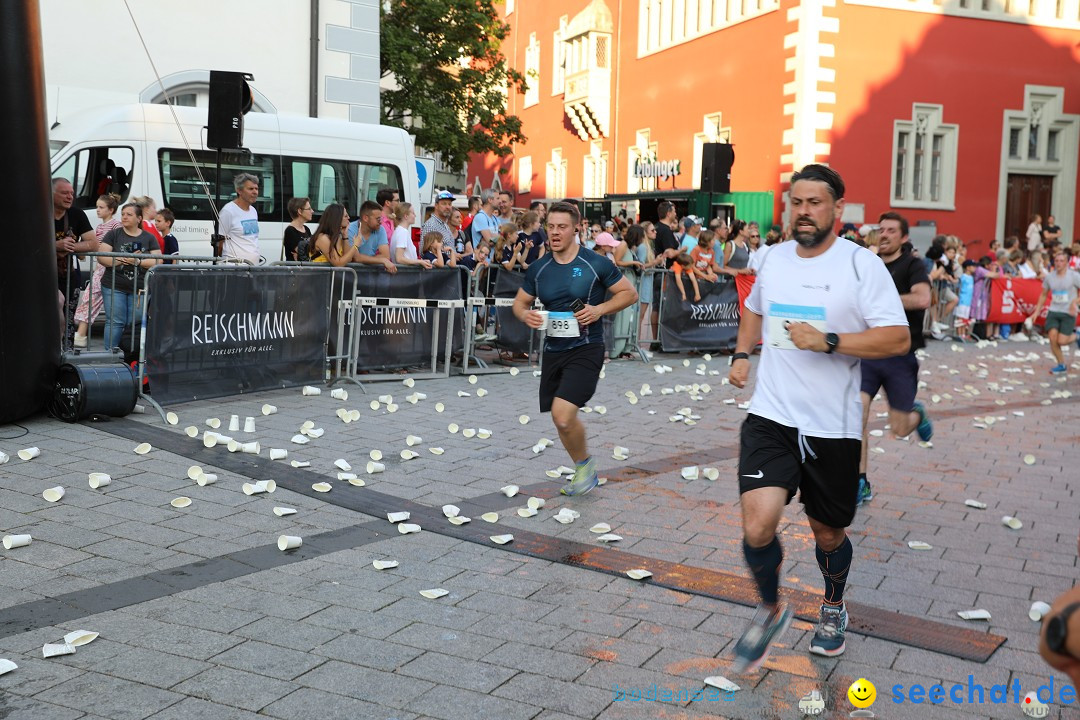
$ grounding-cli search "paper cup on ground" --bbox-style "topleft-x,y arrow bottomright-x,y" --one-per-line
184,425 -> 199,438
366,461 -> 385,474
42,486 -> 65,503
243,416 -> 255,433
206,417 -> 221,428
165,411 -> 179,425
42,643 -> 75,658
196,473 -> 218,486
334,459 -> 352,472
1030,601 -> 1052,621
88,473 -> 111,489
269,448 -> 288,460
331,388 -> 348,400
369,449 -> 383,461
0,659 -> 15,675
261,404 -> 277,415
406,435 -> 422,446
0,451 -> 8,464
243,480 -> 276,495
273,507 -> 297,517
240,442 -> 260,455
171,497 -> 192,508
373,559 -> 399,570
302,386 -> 321,396
403,377 -> 415,388
228,415 -> 240,432
277,535 -> 302,551
3,534 -> 32,549
187,465 -> 203,480
63,630 -> 98,647
1002,515 -> 1023,530
18,447 -> 40,461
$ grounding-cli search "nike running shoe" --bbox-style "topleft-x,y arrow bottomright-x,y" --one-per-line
809,602 -> 848,657
731,604 -> 793,674
1050,364 -> 1067,374
561,457 -> 599,496
912,401 -> 933,442
855,477 -> 873,507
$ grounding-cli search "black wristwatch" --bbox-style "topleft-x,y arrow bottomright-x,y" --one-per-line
824,332 -> 840,354
1046,602 -> 1080,657
731,352 -> 750,363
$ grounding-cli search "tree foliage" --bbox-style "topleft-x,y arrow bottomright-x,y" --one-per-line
380,0 -> 527,171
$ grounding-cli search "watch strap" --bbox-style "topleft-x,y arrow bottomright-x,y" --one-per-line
732,352 -> 750,362
1049,602 -> 1080,654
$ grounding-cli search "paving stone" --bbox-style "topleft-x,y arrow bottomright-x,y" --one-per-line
94,645 -> 212,689
294,660 -> 434,708
35,673 -> 185,720
211,640 -> 327,681
405,683 -> 540,720
313,633 -> 423,671
261,687 -> 420,720
172,666 -> 298,712
144,696 -> 268,720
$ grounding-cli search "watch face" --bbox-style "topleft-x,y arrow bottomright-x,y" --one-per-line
1048,615 -> 1068,652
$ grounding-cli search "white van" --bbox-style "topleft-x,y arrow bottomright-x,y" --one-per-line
49,103 -> 419,261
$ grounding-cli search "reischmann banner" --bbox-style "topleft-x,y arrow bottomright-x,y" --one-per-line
143,266 -> 332,405
659,274 -> 740,351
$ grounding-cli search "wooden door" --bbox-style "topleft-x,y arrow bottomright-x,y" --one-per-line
1005,174 -> 1053,239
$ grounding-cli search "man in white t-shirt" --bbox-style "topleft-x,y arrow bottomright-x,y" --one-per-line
727,164 -> 910,672
218,173 -> 261,263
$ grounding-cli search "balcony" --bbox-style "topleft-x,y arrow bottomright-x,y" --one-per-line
563,67 -> 611,141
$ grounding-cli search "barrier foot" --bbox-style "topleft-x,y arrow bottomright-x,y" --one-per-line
137,391 -> 169,424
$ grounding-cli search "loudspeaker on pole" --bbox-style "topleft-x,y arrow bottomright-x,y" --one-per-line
207,71 -> 254,150
700,143 -> 735,194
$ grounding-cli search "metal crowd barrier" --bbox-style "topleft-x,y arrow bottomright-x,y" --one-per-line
137,263 -> 358,421
62,251 -> 250,359
639,267 -> 741,353
603,267 -> 647,362
928,278 -> 962,341
329,264 -> 467,385
461,265 -> 541,375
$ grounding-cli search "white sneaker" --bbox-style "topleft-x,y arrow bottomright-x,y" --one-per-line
1010,332 -> 1028,342
73,333 -> 87,348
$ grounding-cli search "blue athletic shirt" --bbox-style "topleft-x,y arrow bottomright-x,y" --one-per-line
522,246 -> 624,353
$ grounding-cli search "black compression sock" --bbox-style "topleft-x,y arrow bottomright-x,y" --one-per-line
743,537 -> 783,606
816,536 -> 853,607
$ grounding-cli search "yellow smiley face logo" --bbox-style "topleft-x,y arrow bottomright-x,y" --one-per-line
848,678 -> 877,709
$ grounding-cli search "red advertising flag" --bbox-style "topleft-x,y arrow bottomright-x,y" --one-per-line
985,277 -> 1044,324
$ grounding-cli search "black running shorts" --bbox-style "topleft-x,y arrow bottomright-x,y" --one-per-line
860,352 -> 919,413
539,342 -> 606,412
738,413 -> 861,529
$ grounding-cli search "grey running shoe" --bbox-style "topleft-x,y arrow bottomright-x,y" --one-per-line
731,604 -> 793,673
808,602 -> 848,657
561,457 -> 599,496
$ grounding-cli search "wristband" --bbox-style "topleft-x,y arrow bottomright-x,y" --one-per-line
731,352 -> 750,362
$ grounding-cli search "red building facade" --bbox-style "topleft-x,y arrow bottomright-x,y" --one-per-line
467,0 -> 1080,246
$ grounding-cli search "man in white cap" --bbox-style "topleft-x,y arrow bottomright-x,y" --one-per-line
422,191 -> 456,246
679,216 -> 703,253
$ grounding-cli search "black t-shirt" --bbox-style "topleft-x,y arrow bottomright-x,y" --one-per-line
654,222 -> 679,268
101,227 -> 160,294
283,225 -> 311,261
884,250 -> 931,351
55,208 -> 94,289
522,230 -> 545,264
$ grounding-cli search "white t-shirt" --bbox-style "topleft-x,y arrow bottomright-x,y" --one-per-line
748,243 -> 774,273
390,225 -> 417,262
1026,222 -> 1043,252
219,200 -> 260,263
745,239 -> 907,439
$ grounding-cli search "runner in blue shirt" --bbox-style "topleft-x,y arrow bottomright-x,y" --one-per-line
513,201 -> 638,496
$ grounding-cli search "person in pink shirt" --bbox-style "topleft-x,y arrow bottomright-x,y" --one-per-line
376,188 -> 399,240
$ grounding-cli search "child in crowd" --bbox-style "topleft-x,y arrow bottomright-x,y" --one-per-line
672,252 -> 701,303
458,239 -> 490,273
955,259 -> 976,341
690,230 -> 719,282
154,208 -> 179,264
420,231 -> 446,268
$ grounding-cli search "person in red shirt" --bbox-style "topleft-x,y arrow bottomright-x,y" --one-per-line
461,196 -> 480,233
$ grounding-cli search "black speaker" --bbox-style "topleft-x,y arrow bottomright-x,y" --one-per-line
52,363 -> 138,422
700,143 -> 735,193
207,71 -> 254,150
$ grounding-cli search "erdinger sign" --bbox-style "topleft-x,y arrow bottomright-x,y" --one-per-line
632,155 -> 681,180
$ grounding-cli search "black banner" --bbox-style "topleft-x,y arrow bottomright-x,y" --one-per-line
659,273 -> 740,351
143,266 -> 332,405
352,267 -> 465,370
490,266 -> 535,353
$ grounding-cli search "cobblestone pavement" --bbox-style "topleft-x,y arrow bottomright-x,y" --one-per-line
0,339 -> 1077,720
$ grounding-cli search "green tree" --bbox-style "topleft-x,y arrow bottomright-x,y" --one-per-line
380,0 -> 527,171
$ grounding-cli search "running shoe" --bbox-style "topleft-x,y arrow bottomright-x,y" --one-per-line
731,604 -> 793,673
561,457 -> 599,496
912,401 -> 933,442
1050,363 -> 1067,375
809,602 -> 848,657
855,477 -> 873,507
